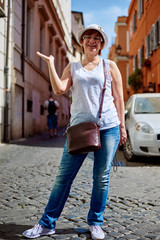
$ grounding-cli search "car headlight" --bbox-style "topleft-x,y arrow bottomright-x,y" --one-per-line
136,122 -> 154,134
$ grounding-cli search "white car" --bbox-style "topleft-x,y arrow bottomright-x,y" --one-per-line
123,93 -> 160,161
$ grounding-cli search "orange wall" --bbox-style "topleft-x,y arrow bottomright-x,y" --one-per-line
114,16 -> 129,102
128,0 -> 160,92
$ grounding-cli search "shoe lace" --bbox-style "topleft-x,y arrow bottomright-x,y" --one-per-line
32,224 -> 42,235
92,225 -> 101,232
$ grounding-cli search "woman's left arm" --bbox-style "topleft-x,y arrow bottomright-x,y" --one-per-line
109,60 -> 127,146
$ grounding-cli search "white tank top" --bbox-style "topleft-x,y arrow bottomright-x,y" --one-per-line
70,58 -> 120,130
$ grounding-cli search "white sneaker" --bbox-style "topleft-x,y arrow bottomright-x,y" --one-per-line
23,224 -> 55,239
89,225 -> 105,240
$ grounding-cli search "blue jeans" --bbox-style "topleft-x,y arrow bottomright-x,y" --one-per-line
39,125 -> 120,229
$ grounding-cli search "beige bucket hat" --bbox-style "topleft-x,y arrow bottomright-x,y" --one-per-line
77,24 -> 108,49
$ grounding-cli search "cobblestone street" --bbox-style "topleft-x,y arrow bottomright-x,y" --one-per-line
0,130 -> 160,240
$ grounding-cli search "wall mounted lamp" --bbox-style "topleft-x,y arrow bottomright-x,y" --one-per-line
116,44 -> 122,55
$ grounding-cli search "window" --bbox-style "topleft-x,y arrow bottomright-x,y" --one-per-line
145,35 -> 149,59
125,96 -> 133,117
130,20 -> 133,40
55,43 -> 59,72
26,6 -> 31,57
40,105 -> 44,115
152,17 -> 160,50
49,35 -> 53,55
133,55 -> 137,71
134,97 -> 160,114
149,26 -> 154,55
126,31 -> 129,52
157,17 -> 160,44
138,46 -> 144,68
27,100 -> 32,112
153,23 -> 157,50
39,20 -> 44,69
133,10 -> 137,32
145,18 -> 160,59
126,96 -> 133,111
138,0 -> 143,19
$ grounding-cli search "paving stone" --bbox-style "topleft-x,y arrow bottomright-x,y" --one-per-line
0,131 -> 160,239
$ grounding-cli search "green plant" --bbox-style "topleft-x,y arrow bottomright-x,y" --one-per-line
128,68 -> 143,93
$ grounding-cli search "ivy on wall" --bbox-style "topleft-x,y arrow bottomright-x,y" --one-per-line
128,68 -> 143,93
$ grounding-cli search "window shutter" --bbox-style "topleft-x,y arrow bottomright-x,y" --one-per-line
155,23 -> 158,49
138,0 -> 141,19
141,0 -> 143,16
139,46 -> 143,68
138,49 -> 141,68
135,55 -> 138,69
130,21 -> 133,40
132,14 -> 135,32
138,0 -> 143,19
142,45 -> 144,61
149,28 -> 154,55
145,35 -> 149,59
133,57 -> 135,72
135,11 -> 137,30
133,11 -> 137,32
126,31 -> 129,52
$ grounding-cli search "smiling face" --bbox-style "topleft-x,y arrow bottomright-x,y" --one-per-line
80,30 -> 104,56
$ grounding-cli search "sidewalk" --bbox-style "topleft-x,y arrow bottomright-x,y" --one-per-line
0,130 -> 160,240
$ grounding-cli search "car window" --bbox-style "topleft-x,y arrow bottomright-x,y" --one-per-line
134,97 -> 160,113
125,96 -> 133,111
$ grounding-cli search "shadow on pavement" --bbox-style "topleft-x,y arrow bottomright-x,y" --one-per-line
128,156 -> 160,166
116,149 -> 160,167
0,223 -> 90,240
0,223 -> 33,240
10,128 -> 66,148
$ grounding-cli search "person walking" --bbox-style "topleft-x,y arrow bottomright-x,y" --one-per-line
44,94 -> 60,138
23,24 -> 127,240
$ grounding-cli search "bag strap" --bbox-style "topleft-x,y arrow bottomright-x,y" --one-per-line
98,59 -> 107,125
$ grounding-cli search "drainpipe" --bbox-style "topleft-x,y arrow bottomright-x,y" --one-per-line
21,0 -> 25,138
4,0 -> 10,143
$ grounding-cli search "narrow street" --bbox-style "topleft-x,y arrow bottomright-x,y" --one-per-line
0,130 -> 160,240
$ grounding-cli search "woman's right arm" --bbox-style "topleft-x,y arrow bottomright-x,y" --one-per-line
37,52 -> 72,95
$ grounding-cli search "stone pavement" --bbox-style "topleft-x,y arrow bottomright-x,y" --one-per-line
0,129 -> 160,240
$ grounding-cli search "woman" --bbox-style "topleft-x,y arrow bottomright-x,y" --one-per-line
23,24 -> 127,240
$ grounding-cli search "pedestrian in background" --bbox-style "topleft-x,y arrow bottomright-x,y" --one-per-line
44,94 -> 60,138
23,24 -> 127,240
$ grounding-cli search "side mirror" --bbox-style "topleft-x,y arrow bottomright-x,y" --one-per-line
125,110 -> 129,120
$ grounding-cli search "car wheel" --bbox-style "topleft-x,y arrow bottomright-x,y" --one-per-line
123,136 -> 136,161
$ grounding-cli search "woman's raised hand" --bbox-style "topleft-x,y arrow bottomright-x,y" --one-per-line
36,52 -> 54,63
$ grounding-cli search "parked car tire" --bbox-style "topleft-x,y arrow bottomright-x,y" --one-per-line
123,136 -> 136,161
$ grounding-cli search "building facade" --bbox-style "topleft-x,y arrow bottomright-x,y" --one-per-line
0,0 -> 12,142
108,16 -> 129,102
0,0 -> 74,143
109,0 -> 160,101
127,0 -> 160,94
71,11 -> 84,62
